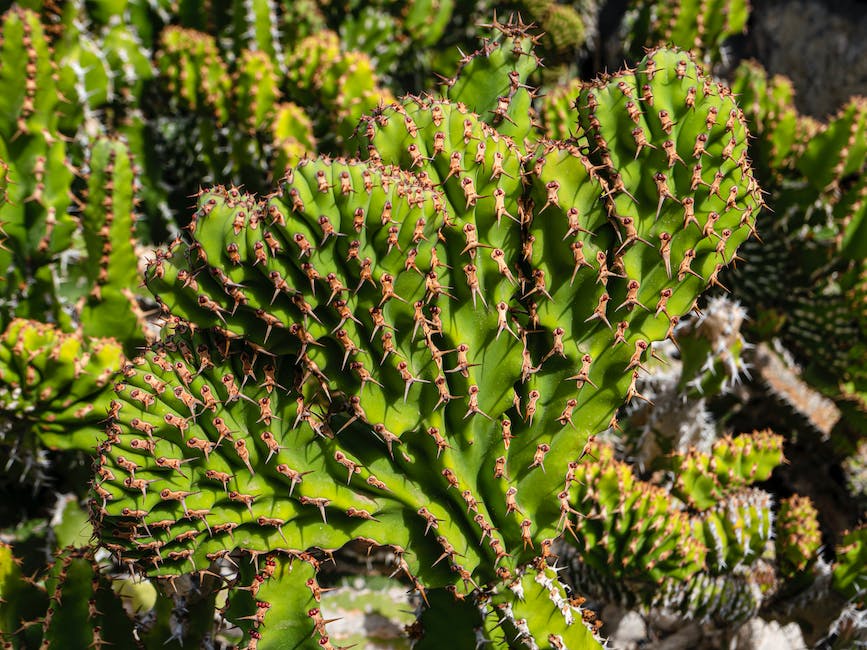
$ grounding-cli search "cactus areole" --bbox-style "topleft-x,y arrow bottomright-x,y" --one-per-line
92,18 -> 762,648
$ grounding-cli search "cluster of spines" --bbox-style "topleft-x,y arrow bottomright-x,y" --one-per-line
673,295 -> 750,397
655,560 -> 776,624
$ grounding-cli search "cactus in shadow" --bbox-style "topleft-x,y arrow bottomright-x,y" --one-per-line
0,543 -> 140,648
90,15 -> 763,646
620,0 -> 750,66
725,60 -> 867,431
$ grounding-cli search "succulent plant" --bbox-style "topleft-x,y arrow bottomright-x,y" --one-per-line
90,15 -> 764,646
567,432 -> 784,621
0,7 -> 149,348
673,294 -> 751,397
0,319 -> 123,453
725,60 -> 867,431
620,0 -> 750,66
155,26 -> 316,191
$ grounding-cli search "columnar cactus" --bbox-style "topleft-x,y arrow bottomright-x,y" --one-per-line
78,138 -> 150,344
91,17 -> 763,647
621,0 -> 750,66
0,8 -> 148,347
0,8 -> 78,327
726,60 -> 867,431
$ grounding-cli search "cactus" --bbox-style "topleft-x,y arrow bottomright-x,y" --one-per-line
0,319 -> 123,453
285,0 -> 461,85
90,16 -> 763,646
0,8 -> 78,327
664,429 -> 783,510
0,544 -> 142,648
565,425 -> 859,630
673,295 -> 750,397
514,0 -> 591,65
775,494 -> 822,581
285,29 -> 393,148
0,1 -> 864,647
567,432 -> 784,621
77,138 -> 151,344
540,78 -> 584,141
621,0 -> 750,66
833,524 -> 867,601
725,60 -> 867,432
0,8 -> 148,347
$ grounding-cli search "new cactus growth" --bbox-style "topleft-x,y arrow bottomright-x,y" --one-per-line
776,494 -> 822,580
92,17 -> 763,646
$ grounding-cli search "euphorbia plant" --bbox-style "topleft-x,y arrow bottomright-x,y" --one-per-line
92,17 -> 762,648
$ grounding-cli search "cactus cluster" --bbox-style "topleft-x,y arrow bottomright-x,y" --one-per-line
0,7 -> 147,346
2,0 -> 867,647
726,61 -> 867,426
568,432 -> 787,621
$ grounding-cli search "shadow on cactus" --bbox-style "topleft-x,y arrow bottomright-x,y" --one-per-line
92,17 -> 763,648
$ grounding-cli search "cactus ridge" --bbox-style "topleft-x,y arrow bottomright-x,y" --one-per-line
91,20 -> 762,647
